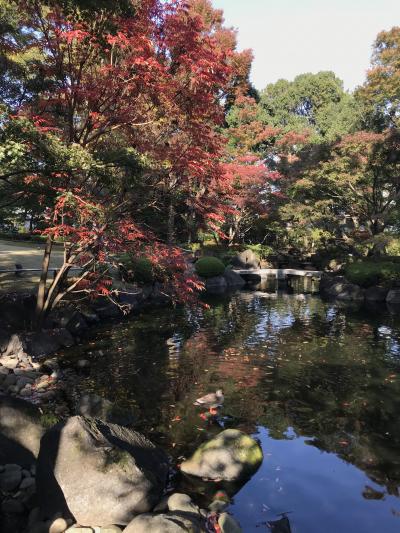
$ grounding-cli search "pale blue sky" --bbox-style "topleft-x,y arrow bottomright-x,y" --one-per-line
212,0 -> 400,92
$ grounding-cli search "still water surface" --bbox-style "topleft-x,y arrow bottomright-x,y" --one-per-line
61,292 -> 400,532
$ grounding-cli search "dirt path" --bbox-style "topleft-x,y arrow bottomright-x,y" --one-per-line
0,240 -> 64,292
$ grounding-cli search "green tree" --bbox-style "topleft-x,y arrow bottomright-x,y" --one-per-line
356,26 -> 400,130
283,130 -> 400,256
259,71 -> 361,142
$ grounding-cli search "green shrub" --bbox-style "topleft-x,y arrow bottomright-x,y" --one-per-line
195,256 -> 225,278
386,237 -> 400,257
345,261 -> 400,288
118,254 -> 154,284
131,257 -> 154,283
0,231 -> 46,243
246,244 -> 273,260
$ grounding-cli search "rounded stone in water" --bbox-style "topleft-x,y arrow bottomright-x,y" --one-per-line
180,429 -> 263,482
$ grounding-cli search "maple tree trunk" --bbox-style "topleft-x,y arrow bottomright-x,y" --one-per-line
187,209 -> 197,245
228,226 -> 236,246
35,234 -> 53,329
167,198 -> 175,245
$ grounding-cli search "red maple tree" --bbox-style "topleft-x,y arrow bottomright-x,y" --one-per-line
9,0 -> 252,325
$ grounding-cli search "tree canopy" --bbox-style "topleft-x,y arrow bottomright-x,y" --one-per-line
0,1 -> 399,316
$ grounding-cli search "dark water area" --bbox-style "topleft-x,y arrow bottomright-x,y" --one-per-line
60,291 -> 400,532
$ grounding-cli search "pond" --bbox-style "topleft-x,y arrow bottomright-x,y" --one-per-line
60,291 -> 400,532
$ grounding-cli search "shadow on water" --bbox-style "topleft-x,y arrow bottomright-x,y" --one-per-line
58,291 -> 400,532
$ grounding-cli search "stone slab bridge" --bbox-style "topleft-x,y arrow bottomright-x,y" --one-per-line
233,268 -> 322,281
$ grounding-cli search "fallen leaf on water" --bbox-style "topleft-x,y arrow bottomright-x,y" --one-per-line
362,485 -> 385,500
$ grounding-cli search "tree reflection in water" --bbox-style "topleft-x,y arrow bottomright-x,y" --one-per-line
60,291 -> 400,531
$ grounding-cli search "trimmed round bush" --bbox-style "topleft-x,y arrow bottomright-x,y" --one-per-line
195,256 -> 225,278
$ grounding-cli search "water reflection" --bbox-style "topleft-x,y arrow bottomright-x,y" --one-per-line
60,292 -> 400,532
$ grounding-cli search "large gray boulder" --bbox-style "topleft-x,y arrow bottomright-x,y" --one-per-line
365,286 -> 388,302
2,334 -> 27,359
77,394 -> 135,426
319,275 -> 345,294
322,278 -> 365,302
117,286 -> 144,313
205,276 -> 228,294
387,289 -> 400,304
25,329 -> 74,358
48,308 -> 89,335
124,511 -> 205,533
218,513 -> 242,533
223,269 -> 245,289
180,429 -> 263,482
230,250 -> 261,270
93,301 -> 121,319
36,416 -> 169,526
0,329 -> 10,353
0,395 -> 45,465
128,493 -> 208,532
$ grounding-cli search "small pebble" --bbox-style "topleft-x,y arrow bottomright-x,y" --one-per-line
20,476 -> 35,490
35,380 -> 49,390
0,464 -> 22,491
49,517 -> 69,533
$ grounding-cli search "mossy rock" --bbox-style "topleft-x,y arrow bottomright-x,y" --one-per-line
230,249 -> 261,270
37,416 -> 169,525
195,257 -> 225,278
180,429 -> 263,481
0,396 -> 45,465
